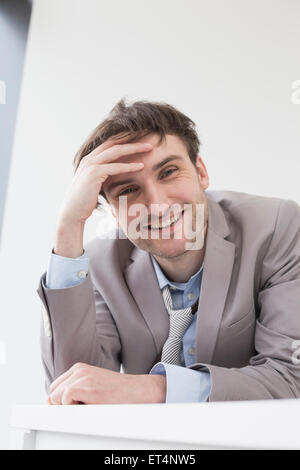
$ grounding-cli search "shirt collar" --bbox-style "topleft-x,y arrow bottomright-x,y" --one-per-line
150,253 -> 204,291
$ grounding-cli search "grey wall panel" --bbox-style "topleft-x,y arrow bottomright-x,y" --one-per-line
0,0 -> 32,244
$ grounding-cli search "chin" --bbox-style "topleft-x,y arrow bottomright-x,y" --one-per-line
140,238 -> 189,259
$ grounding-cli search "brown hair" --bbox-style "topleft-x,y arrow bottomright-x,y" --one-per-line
73,98 -> 201,203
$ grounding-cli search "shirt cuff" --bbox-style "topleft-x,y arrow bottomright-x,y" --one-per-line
45,249 -> 89,289
149,362 -> 212,403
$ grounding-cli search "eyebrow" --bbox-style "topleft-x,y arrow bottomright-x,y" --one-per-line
105,155 -> 184,194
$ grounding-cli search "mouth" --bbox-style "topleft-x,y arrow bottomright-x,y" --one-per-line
143,209 -> 184,232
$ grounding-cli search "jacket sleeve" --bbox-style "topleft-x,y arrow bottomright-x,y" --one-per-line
37,271 -> 121,394
187,199 -> 300,401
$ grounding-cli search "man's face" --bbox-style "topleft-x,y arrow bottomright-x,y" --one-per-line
102,133 -> 209,259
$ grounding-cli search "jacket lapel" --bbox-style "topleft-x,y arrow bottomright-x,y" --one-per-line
194,196 -> 236,364
124,246 -> 170,358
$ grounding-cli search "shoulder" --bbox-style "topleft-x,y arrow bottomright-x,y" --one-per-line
206,189 -> 300,229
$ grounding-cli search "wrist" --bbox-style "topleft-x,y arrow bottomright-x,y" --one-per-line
149,374 -> 166,403
56,214 -> 85,232
54,219 -> 85,258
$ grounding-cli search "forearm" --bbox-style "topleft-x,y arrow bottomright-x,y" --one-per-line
54,219 -> 85,258
188,360 -> 299,401
38,272 -> 100,390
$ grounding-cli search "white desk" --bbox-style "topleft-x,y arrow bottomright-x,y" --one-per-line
10,399 -> 300,450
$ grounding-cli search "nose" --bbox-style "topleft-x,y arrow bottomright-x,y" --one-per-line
143,183 -> 172,222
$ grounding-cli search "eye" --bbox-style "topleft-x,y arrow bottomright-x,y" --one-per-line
118,187 -> 138,197
161,167 -> 178,178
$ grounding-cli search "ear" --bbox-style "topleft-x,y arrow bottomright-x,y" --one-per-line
195,155 -> 209,190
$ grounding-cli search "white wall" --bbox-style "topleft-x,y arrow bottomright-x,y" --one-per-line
0,0 -> 299,449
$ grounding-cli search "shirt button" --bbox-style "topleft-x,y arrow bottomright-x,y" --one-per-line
187,293 -> 195,300
77,270 -> 87,279
188,347 -> 195,355
170,286 -> 177,291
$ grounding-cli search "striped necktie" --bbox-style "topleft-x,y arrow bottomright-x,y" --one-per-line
160,285 -> 195,365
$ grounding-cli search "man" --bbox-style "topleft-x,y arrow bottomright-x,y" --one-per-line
37,99 -> 300,405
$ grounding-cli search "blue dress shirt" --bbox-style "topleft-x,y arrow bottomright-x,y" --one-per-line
46,250 -> 212,403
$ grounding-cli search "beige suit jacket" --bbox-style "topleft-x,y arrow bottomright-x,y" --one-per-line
37,190 -> 300,401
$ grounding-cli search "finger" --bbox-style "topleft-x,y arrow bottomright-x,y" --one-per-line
88,162 -> 145,192
61,385 -> 96,406
50,373 -> 78,405
81,161 -> 145,181
49,367 -> 75,393
50,362 -> 91,393
86,142 -> 152,166
60,375 -> 90,405
88,133 -> 141,159
76,161 -> 145,188
96,161 -> 145,179
61,385 -> 83,405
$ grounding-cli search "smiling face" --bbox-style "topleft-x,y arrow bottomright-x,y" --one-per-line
102,133 -> 209,260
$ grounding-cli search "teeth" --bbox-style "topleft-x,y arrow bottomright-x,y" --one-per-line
147,211 -> 182,230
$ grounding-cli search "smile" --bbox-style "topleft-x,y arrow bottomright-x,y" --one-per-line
145,210 -> 184,230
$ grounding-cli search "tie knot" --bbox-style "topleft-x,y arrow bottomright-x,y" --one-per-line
162,284 -> 174,311
162,285 -> 194,328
